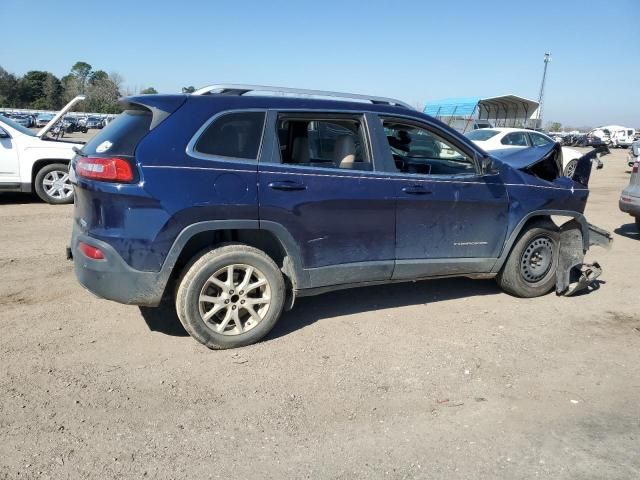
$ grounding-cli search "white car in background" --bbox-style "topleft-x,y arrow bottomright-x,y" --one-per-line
466,128 -> 583,177
0,96 -> 85,204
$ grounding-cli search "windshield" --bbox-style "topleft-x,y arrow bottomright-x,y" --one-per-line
466,129 -> 499,141
0,115 -> 36,136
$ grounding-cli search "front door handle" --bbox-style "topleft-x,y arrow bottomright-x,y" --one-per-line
268,180 -> 307,191
401,185 -> 432,195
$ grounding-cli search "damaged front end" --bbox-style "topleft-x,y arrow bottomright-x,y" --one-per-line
493,144 -> 613,296
555,146 -> 612,296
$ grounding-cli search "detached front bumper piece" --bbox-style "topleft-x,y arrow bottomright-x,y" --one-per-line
556,221 -> 612,296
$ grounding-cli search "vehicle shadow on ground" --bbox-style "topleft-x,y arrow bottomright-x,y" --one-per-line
138,278 -> 502,339
269,278 -> 501,340
139,301 -> 189,337
0,193 -> 40,205
614,223 -> 639,240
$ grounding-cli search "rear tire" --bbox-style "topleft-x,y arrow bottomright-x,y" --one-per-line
497,223 -> 559,298
34,163 -> 74,204
175,244 -> 286,349
635,217 -> 640,232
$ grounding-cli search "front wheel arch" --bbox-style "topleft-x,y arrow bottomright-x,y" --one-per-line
493,211 -> 590,274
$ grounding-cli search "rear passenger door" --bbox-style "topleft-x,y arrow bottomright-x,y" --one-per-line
258,111 -> 396,289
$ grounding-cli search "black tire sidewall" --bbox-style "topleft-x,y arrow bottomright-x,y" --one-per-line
176,246 -> 285,349
499,227 -> 559,297
34,163 -> 73,205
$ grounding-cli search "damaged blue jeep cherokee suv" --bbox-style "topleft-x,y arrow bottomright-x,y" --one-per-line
69,85 -> 612,349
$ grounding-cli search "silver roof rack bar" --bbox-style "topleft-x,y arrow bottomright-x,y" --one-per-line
191,84 -> 414,110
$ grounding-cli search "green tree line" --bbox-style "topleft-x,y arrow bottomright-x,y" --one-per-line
0,61 -> 160,113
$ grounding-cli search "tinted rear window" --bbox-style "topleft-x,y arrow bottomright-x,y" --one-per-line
466,129 -> 498,141
193,111 -> 265,160
82,109 -> 152,156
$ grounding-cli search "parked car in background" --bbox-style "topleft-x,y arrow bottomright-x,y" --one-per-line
589,127 -> 611,145
465,127 -> 583,176
85,116 -> 103,129
609,126 -> 636,148
628,140 -> 640,167
63,116 -> 88,134
0,96 -> 85,204
68,85 -> 610,350
619,160 -> 640,231
10,115 -> 31,128
574,134 -> 606,148
35,113 -> 54,127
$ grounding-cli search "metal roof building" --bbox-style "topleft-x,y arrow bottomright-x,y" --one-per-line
424,95 -> 540,132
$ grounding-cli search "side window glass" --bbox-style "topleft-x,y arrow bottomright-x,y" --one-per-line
501,132 -> 529,146
382,120 -> 476,176
276,116 -> 371,171
531,133 -> 552,147
194,111 -> 265,160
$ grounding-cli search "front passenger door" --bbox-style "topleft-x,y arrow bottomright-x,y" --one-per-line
377,117 -> 510,279
0,127 -> 20,184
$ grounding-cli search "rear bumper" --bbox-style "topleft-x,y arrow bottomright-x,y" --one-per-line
70,224 -> 165,306
619,194 -> 640,217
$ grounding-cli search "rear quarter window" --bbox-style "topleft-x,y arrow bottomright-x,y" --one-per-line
193,111 -> 266,160
465,129 -> 498,141
82,109 -> 152,156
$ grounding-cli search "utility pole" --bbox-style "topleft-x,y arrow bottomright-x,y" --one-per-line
536,52 -> 551,128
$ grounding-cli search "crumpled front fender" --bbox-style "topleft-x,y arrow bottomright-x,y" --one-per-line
556,220 -> 612,296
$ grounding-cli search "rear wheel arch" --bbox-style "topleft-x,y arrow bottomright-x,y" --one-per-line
31,158 -> 70,185
165,223 -> 304,292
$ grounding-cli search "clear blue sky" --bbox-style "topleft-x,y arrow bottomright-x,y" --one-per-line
3,0 -> 639,127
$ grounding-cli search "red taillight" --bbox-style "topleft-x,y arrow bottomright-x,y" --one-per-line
78,242 -> 105,260
76,157 -> 133,182
633,162 -> 639,173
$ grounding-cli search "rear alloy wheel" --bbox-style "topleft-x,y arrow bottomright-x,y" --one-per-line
176,244 -> 285,349
563,159 -> 578,177
497,224 -> 559,298
34,163 -> 74,204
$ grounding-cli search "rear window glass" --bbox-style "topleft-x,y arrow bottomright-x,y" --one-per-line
466,129 -> 498,141
194,112 -> 265,160
82,110 -> 152,156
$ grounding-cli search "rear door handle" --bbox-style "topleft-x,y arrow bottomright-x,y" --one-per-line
268,180 -> 307,191
401,185 -> 432,195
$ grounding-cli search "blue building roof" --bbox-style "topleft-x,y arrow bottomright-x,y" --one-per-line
424,97 -> 481,117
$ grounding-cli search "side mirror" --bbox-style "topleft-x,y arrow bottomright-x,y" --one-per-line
480,154 -> 496,174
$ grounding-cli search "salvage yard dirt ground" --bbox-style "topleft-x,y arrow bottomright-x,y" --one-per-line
1,147 -> 639,479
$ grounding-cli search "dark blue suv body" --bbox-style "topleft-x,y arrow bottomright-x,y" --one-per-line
69,86 -> 611,349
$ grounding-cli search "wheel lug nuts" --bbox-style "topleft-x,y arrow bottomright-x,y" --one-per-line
229,290 -> 234,294
232,305 -> 236,310
239,290 -> 244,295
240,300 -> 245,304
224,300 -> 229,304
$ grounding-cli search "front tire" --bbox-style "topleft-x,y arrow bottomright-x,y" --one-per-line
564,159 -> 578,177
34,163 -> 74,204
175,244 -> 286,349
497,224 -> 559,298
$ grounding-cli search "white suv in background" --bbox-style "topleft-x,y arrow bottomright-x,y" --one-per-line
466,128 -> 582,177
0,96 -> 85,204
